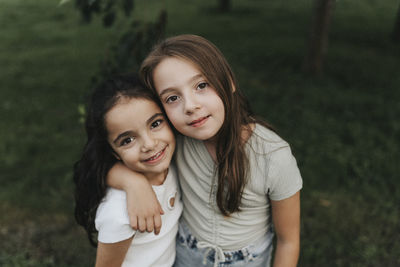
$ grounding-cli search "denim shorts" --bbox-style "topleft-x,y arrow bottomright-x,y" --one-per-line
173,221 -> 273,267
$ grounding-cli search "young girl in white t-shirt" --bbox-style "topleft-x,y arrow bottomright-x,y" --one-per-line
73,74 -> 182,266
108,35 -> 303,267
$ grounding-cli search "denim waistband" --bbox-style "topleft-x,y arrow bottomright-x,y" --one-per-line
178,221 -> 274,267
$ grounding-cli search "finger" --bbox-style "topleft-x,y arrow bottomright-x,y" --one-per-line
146,216 -> 154,233
130,215 -> 138,231
159,206 -> 165,215
138,216 -> 146,232
154,214 -> 162,235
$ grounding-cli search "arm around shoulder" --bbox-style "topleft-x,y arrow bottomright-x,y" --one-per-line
107,162 -> 164,234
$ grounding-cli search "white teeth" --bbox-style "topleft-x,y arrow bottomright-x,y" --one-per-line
146,149 -> 163,161
148,152 -> 160,161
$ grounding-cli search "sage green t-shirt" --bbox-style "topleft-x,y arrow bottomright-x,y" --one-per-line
175,124 -> 303,251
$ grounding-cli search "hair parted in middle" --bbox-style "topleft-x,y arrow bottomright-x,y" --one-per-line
140,34 -> 269,216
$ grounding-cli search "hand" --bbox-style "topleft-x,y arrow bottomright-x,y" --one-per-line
125,177 -> 164,234
107,163 -> 164,235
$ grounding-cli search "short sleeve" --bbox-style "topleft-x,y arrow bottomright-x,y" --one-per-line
95,189 -> 135,243
266,146 -> 303,201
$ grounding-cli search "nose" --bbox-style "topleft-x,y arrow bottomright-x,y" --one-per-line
141,134 -> 157,153
184,92 -> 201,115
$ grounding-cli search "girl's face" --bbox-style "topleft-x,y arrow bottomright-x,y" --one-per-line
152,57 -> 225,144
105,97 -> 175,184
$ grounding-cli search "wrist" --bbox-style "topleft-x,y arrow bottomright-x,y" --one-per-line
124,174 -> 149,190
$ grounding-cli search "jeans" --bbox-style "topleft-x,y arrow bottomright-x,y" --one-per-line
173,221 -> 273,267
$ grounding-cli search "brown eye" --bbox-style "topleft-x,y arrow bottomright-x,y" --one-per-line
197,82 -> 208,90
120,137 -> 134,146
166,95 -> 179,103
151,119 -> 163,129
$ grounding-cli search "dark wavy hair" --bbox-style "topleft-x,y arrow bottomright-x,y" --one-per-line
141,34 -> 274,216
73,74 -> 158,246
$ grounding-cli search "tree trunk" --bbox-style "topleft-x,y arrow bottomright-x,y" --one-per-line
218,0 -> 231,13
392,2 -> 400,42
303,0 -> 335,75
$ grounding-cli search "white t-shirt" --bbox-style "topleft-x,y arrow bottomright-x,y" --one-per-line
95,165 -> 182,267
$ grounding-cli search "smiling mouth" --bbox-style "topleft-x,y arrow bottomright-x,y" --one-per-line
142,147 -> 166,163
189,115 -> 210,127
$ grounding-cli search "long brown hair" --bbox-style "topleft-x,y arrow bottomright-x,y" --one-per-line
141,35 -> 266,216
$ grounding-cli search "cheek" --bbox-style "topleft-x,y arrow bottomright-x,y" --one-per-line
208,90 -> 224,110
213,97 -> 225,119
164,109 -> 182,127
167,133 -> 176,150
119,148 -> 139,162
116,151 -> 128,163
161,125 -> 175,141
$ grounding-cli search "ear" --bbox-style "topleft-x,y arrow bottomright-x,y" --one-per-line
231,82 -> 236,92
112,151 -> 121,161
229,77 -> 236,92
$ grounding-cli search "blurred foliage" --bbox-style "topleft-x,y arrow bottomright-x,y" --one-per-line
74,0 -> 167,85
393,3 -> 400,41
75,0 -> 134,27
218,0 -> 231,12
92,10 -> 167,85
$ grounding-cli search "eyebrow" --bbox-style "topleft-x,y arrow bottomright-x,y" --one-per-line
146,112 -> 164,125
158,73 -> 204,98
112,112 -> 164,145
113,131 -> 131,145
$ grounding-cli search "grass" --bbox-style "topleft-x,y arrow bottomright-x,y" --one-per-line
1,0 -> 399,266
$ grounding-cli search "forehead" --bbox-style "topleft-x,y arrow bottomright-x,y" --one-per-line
157,57 -> 201,74
153,57 -> 203,87
105,97 -> 161,129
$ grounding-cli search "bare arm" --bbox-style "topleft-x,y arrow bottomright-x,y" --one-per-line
107,162 -> 164,234
95,236 -> 134,267
271,191 -> 301,267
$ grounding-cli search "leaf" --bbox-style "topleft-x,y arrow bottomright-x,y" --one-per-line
103,11 -> 116,27
58,0 -> 71,6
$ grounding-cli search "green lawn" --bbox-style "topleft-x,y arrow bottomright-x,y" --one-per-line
1,0 -> 399,266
